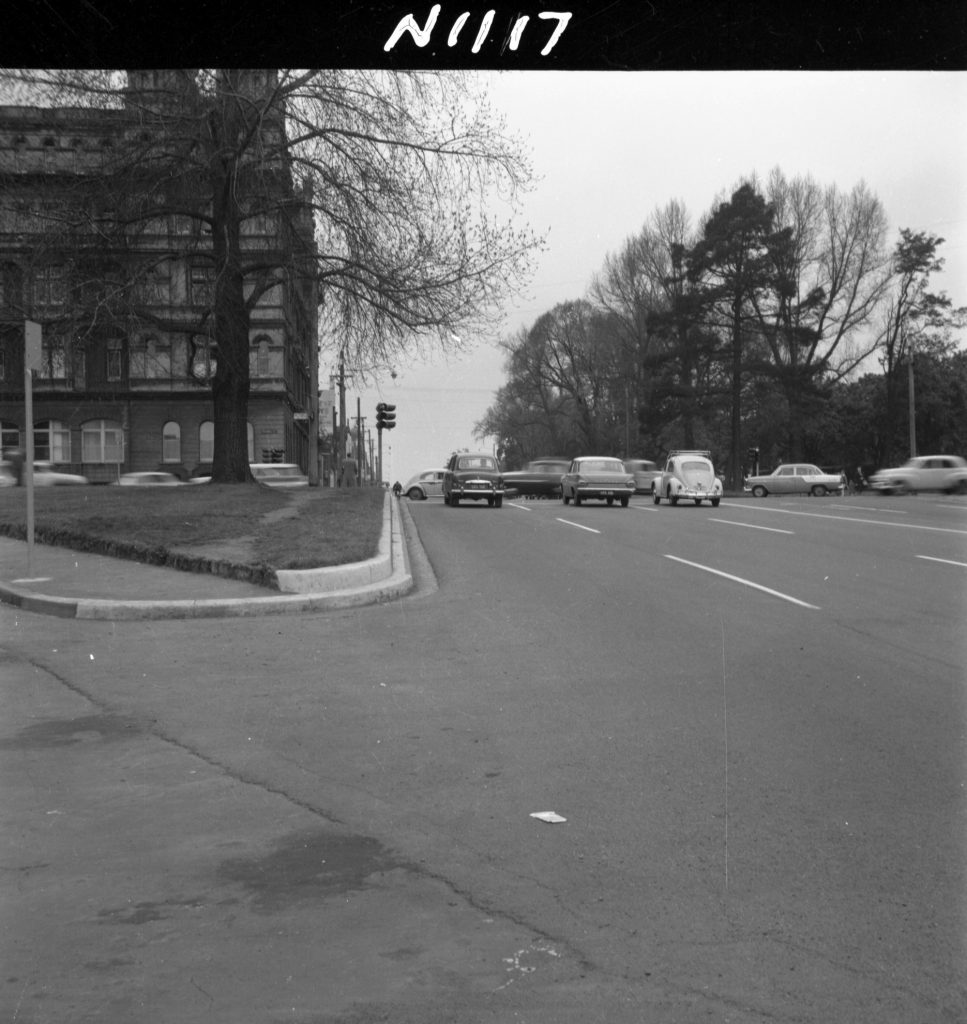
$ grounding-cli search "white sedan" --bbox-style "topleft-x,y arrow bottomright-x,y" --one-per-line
744,463 -> 845,497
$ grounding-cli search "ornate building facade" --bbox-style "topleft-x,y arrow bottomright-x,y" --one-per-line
0,70 -> 319,482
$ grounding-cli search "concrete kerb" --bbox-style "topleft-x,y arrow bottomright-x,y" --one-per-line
0,491 -> 413,621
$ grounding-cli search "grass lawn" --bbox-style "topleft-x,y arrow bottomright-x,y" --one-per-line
0,484 -> 386,574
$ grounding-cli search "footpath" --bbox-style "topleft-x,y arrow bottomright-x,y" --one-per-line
0,490 -> 413,620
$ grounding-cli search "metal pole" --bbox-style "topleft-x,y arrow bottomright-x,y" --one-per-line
356,397 -> 362,486
338,351 -> 346,484
907,353 -> 917,458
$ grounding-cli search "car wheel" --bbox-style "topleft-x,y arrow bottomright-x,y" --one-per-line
606,497 -> 614,506
620,496 -> 629,507
563,492 -> 570,504
711,497 -> 720,507
495,496 -> 503,508
487,497 -> 494,507
811,485 -> 828,497
668,488 -> 678,506
575,494 -> 582,506
752,485 -> 767,498
407,487 -> 422,500
451,493 -> 459,506
693,498 -> 701,506
653,488 -> 660,505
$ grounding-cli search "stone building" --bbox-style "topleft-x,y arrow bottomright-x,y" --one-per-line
0,70 -> 319,482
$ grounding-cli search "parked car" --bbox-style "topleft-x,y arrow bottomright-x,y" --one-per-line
31,462 -> 89,486
869,455 -> 967,495
249,463 -> 308,487
401,468 -> 445,500
561,456 -> 634,507
114,471 -> 184,486
744,463 -> 846,497
652,451 -> 722,507
501,457 -> 570,498
623,459 -> 661,495
443,452 -> 505,507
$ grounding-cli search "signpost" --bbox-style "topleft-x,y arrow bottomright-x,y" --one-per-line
23,320 -> 42,574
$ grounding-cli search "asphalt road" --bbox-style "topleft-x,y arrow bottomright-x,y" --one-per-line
2,491 -> 965,1022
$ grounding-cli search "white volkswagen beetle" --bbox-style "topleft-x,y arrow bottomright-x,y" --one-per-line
652,451 -> 723,507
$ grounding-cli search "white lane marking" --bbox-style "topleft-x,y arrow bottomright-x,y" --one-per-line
709,518 -> 794,535
827,503 -> 908,515
556,518 -> 601,534
719,503 -> 967,536
508,501 -> 532,511
916,555 -> 967,568
664,555 -> 820,609
630,504 -> 660,512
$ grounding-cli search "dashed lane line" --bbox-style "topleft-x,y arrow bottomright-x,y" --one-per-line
664,555 -> 820,609
916,555 -> 967,568
719,503 -> 967,535
709,518 -> 794,535
556,518 -> 602,535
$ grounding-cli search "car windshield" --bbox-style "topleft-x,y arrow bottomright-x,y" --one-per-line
579,460 -> 625,472
458,456 -> 496,471
682,461 -> 710,473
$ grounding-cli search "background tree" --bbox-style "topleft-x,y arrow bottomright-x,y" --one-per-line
743,171 -> 891,462
1,68 -> 541,481
687,183 -> 778,487
873,229 -> 966,463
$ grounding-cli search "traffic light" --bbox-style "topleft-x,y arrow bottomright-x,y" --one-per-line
376,402 -> 397,431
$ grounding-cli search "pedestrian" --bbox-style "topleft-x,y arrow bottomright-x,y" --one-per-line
392,480 -> 402,497
340,457 -> 358,488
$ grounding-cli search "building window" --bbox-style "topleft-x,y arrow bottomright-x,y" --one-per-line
1,421 -> 20,452
162,421 -> 181,463
106,339 -> 123,381
250,335 -> 271,377
38,338 -> 68,380
34,265 -> 66,307
34,420 -> 71,462
190,265 -> 213,305
199,421 -> 214,462
130,335 -> 171,379
81,419 -> 124,463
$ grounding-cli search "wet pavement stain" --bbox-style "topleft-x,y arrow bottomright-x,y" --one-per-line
217,828 -> 409,912
0,713 -> 143,749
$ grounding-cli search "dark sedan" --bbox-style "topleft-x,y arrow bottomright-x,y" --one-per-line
501,458 -> 570,498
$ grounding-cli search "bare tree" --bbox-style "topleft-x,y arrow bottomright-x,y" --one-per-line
749,170 -> 892,459
1,68 -> 541,481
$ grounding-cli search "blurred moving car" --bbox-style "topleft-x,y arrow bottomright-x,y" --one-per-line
623,459 -> 661,495
401,468 -> 445,500
114,471 -> 184,486
32,462 -> 89,486
744,463 -> 845,497
561,457 -> 634,507
501,457 -> 570,498
443,452 -> 505,507
869,455 -> 967,495
653,451 -> 722,507
249,463 -> 308,487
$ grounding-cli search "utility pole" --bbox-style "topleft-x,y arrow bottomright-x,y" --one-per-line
337,350 -> 346,484
907,351 -> 917,458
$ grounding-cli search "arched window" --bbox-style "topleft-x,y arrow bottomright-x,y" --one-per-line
199,421 -> 214,462
162,421 -> 181,463
81,419 -> 124,463
34,420 -> 71,462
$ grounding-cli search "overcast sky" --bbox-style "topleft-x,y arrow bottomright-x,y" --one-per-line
352,70 -> 967,485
